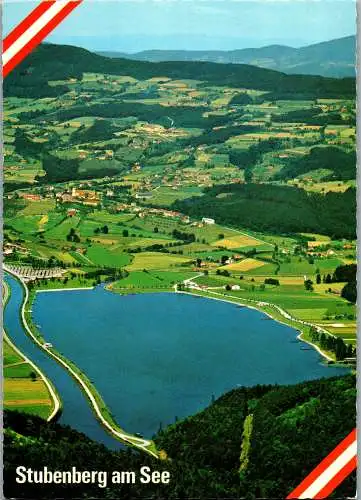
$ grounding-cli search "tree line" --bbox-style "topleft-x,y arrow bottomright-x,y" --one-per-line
174,183 -> 356,239
4,374 -> 355,499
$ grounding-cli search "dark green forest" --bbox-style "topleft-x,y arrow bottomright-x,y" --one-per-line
4,375 -> 355,499
273,106 -> 355,126
174,184 -> 356,239
4,43 -> 356,100
275,146 -> 356,181
332,264 -> 356,283
332,264 -> 357,304
42,101 -> 208,129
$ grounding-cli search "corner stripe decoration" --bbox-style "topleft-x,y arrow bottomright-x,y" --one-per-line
287,428 -> 357,499
3,0 -> 83,78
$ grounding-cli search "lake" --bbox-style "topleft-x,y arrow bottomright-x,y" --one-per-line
4,274 -> 125,450
31,285 -> 349,438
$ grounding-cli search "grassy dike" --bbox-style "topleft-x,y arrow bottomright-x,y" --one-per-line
6,270 -> 160,458
3,279 -> 60,421
178,287 -> 342,363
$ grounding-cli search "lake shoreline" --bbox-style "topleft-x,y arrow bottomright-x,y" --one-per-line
7,272 -> 348,449
176,288 -> 338,364
4,269 -> 159,458
3,271 -> 62,422
32,284 -> 349,437
26,276 -> 339,364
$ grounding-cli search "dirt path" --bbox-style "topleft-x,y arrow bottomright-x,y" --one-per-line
4,361 -> 29,368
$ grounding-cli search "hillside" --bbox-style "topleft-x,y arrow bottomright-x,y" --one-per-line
4,42 -> 355,100
174,184 -> 357,240
98,35 -> 356,78
4,375 -> 356,498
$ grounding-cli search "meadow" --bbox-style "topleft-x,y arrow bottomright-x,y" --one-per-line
3,57 -> 356,389
3,338 -> 53,419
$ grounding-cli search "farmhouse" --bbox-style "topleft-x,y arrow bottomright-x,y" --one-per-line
20,193 -> 41,201
202,217 -> 215,225
78,150 -> 88,159
71,188 -> 100,206
72,187 -> 98,200
59,193 -> 76,203
67,209 -> 78,217
4,245 -> 14,255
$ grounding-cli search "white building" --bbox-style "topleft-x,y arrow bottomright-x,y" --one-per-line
202,217 -> 215,225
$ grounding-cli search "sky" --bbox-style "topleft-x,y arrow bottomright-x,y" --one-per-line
3,0 -> 357,53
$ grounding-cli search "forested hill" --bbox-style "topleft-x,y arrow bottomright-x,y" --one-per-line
4,375 -> 355,499
173,184 -> 357,240
4,43 -> 355,99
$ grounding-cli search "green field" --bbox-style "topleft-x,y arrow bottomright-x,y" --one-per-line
3,50 -> 356,365
3,337 -> 53,419
192,272 -> 356,344
111,270 -> 197,291
85,245 -> 132,267
125,252 -> 192,271
45,216 -> 81,239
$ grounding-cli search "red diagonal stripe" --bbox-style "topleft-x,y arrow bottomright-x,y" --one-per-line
3,0 -> 82,78
287,428 -> 357,499
3,0 -> 56,52
314,455 -> 357,499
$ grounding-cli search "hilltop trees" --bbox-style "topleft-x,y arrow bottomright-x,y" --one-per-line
3,372 -> 356,500
14,129 -> 43,158
41,153 -> 80,183
274,146 -> 356,182
174,184 -> 356,239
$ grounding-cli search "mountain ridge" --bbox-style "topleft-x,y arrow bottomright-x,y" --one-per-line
4,42 -> 355,100
96,35 -> 356,78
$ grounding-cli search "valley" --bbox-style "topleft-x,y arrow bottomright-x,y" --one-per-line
3,43 -> 356,435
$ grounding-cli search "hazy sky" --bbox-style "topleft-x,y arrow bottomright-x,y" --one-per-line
3,0 -> 357,52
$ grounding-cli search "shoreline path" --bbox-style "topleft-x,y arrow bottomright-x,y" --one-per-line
181,277 -> 335,362
3,265 -> 159,459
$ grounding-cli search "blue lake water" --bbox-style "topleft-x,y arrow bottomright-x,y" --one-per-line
29,285 -> 349,439
4,274 -> 125,450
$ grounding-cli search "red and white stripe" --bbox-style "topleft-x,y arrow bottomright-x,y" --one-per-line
3,0 -> 82,78
287,428 -> 357,499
